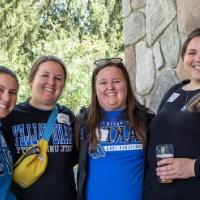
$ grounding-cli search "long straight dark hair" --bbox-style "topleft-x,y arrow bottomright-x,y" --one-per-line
76,62 -> 147,150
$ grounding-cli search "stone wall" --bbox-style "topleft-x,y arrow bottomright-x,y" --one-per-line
122,0 -> 200,112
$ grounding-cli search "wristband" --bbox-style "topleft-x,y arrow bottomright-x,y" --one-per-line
194,158 -> 200,178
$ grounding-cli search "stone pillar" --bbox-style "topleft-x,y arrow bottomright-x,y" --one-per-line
122,0 -> 200,112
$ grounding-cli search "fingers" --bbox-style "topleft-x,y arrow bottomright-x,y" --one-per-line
156,158 -> 196,180
157,168 -> 176,180
157,157 -> 174,167
156,158 -> 176,181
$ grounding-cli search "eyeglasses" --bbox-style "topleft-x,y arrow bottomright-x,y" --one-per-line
94,58 -> 123,67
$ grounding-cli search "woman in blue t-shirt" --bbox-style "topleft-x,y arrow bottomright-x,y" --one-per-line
75,58 -> 154,200
0,66 -> 19,200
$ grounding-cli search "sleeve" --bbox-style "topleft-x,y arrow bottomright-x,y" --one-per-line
194,158 -> 200,178
71,114 -> 79,167
68,108 -> 79,167
137,104 -> 155,126
146,107 -> 155,124
2,115 -> 19,163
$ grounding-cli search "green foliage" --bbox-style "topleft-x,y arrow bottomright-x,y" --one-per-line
0,0 -> 123,112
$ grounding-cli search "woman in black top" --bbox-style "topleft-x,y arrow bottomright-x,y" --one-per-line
3,56 -> 77,200
144,28 -> 200,200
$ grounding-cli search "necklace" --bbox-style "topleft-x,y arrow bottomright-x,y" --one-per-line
181,91 -> 190,111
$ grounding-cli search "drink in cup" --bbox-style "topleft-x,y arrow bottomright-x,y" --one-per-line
156,144 -> 174,183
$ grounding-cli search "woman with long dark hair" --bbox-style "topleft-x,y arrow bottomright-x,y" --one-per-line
75,58 -> 154,200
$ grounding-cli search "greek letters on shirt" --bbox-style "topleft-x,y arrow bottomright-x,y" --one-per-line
89,120 -> 143,159
98,120 -> 140,143
12,121 -> 73,154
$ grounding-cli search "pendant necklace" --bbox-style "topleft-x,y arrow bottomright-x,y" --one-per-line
181,91 -> 190,111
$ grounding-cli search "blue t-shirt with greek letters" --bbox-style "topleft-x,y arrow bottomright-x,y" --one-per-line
86,109 -> 144,200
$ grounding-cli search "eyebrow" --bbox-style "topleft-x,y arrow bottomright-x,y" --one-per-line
0,85 -> 18,91
41,71 -> 64,77
96,77 -> 123,82
186,49 -> 196,51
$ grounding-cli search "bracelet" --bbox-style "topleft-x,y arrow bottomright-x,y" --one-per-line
194,158 -> 200,178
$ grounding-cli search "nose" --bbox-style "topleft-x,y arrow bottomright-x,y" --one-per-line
2,91 -> 10,102
48,76 -> 55,85
194,53 -> 200,62
107,82 -> 114,90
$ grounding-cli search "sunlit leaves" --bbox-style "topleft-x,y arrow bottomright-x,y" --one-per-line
0,0 -> 123,112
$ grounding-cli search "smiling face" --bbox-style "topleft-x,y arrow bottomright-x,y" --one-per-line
29,61 -> 65,110
0,73 -> 18,118
95,66 -> 127,111
183,36 -> 200,87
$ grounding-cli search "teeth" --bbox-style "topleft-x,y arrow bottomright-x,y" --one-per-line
44,88 -> 54,92
193,65 -> 200,69
0,104 -> 7,110
192,63 -> 200,67
106,93 -> 116,96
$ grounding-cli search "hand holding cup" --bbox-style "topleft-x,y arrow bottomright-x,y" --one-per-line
156,144 -> 174,183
